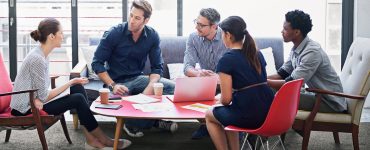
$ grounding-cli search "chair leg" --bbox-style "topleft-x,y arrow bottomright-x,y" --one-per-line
333,132 -> 340,144
35,120 -> 48,150
278,136 -> 286,150
241,133 -> 253,150
301,124 -> 312,150
73,114 -> 79,129
60,115 -> 72,144
280,133 -> 286,144
263,137 -> 268,150
352,125 -> 359,150
5,129 -> 11,142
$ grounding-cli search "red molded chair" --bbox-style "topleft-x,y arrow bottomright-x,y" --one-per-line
0,52 -> 72,150
225,78 -> 304,150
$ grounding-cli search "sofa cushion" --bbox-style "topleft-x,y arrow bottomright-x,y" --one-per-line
167,63 -> 185,80
168,63 -> 202,80
260,47 -> 276,76
81,46 -> 100,80
296,110 -> 352,124
255,37 -> 284,70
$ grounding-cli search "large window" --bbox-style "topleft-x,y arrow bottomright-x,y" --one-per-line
78,0 -> 122,47
128,0 -> 177,36
16,0 -> 71,77
326,0 -> 342,72
183,0 -> 342,72
0,0 -> 9,72
3,0 -> 344,79
78,0 -> 123,64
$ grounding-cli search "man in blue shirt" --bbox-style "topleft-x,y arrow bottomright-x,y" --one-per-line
92,0 -> 177,138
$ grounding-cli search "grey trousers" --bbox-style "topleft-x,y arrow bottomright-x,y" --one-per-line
299,92 -> 339,113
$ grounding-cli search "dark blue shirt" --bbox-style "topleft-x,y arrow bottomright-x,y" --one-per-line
92,22 -> 163,83
216,50 -> 274,128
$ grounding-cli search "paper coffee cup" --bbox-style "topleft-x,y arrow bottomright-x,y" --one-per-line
153,83 -> 164,96
99,88 -> 110,104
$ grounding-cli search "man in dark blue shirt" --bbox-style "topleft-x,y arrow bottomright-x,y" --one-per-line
92,0 -> 176,138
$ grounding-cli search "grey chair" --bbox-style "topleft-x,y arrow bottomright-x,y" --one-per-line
293,37 -> 370,150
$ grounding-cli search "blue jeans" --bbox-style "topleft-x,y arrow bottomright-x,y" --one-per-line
119,75 -> 175,129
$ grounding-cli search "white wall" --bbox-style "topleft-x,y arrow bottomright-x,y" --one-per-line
354,0 -> 370,108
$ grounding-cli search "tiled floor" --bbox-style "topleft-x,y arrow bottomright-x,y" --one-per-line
64,108 -> 370,123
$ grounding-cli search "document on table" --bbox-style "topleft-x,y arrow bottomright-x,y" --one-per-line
122,94 -> 160,104
132,103 -> 174,112
182,103 -> 212,113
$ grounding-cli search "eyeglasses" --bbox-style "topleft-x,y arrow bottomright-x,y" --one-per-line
193,19 -> 212,29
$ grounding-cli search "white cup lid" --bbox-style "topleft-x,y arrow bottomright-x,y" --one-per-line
99,88 -> 110,92
153,83 -> 164,87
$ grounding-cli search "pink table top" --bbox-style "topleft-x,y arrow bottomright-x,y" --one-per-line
90,95 -> 216,119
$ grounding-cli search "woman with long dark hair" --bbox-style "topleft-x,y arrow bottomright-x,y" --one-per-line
10,18 -> 131,149
205,16 -> 274,150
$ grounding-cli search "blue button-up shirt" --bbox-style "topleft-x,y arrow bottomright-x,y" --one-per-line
183,28 -> 229,73
92,22 -> 163,83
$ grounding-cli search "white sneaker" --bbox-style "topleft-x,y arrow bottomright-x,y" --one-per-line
123,124 -> 144,138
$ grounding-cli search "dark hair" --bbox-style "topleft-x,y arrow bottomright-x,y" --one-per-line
131,0 -> 152,19
285,10 -> 313,37
30,18 -> 60,44
199,8 -> 220,25
219,16 -> 261,74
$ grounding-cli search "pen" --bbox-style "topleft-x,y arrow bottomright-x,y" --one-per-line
166,96 -> 172,101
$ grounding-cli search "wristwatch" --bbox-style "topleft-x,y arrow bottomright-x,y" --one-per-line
108,83 -> 116,92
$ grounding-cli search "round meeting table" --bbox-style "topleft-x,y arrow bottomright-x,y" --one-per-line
90,95 -> 216,150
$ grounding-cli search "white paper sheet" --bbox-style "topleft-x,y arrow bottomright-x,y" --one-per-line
122,94 -> 160,104
132,103 -> 174,112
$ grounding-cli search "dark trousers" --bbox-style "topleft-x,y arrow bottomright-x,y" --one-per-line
11,84 -> 98,132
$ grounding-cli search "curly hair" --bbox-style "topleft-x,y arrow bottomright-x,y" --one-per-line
285,10 -> 313,37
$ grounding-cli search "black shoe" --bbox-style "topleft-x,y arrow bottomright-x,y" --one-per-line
191,125 -> 209,139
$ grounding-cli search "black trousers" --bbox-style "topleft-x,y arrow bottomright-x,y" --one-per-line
11,84 -> 98,132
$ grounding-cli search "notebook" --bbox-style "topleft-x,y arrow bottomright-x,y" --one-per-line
167,76 -> 217,102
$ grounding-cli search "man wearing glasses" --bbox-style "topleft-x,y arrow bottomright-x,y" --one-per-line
183,8 -> 229,139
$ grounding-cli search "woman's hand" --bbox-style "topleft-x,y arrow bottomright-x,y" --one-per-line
71,77 -> 89,86
34,99 -> 43,110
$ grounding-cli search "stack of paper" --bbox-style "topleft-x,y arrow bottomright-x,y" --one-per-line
182,103 -> 212,113
132,103 -> 174,112
122,94 -> 160,104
